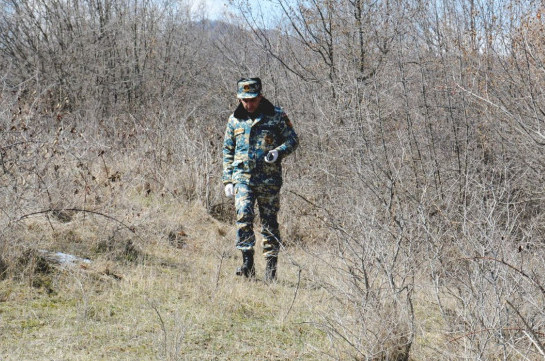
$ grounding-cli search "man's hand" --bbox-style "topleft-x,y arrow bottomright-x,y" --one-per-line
224,183 -> 234,198
265,150 -> 279,163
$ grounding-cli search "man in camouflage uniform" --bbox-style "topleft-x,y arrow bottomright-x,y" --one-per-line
223,78 -> 299,281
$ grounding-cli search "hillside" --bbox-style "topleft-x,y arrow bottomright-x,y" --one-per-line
2,0 -> 545,359
0,200 -> 331,360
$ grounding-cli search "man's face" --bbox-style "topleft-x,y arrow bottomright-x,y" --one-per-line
240,95 -> 262,114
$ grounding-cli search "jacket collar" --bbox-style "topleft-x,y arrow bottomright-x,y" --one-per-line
233,97 -> 275,119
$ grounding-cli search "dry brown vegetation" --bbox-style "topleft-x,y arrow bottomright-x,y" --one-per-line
2,0 -> 545,360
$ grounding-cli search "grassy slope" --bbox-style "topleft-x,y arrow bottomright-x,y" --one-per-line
0,203 -> 334,360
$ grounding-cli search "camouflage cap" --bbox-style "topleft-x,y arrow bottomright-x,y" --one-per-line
237,78 -> 262,99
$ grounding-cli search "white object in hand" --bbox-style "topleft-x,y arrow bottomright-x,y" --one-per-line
265,150 -> 279,163
225,183 -> 234,198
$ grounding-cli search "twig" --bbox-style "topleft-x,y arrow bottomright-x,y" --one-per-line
465,256 -> 545,296
148,299 -> 168,358
287,189 -> 333,217
214,250 -> 226,292
18,208 -> 136,234
524,331 -> 545,358
448,327 -> 545,343
506,299 -> 545,357
287,189 -> 354,239
282,266 -> 302,323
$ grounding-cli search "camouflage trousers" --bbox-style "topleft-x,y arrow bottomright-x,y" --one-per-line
234,183 -> 281,258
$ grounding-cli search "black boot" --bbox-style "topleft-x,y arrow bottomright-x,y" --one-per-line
236,250 -> 255,278
265,256 -> 277,282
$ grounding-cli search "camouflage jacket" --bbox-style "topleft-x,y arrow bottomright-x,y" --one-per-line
222,98 -> 298,186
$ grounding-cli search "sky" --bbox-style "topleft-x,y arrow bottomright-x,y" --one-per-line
194,0 -> 230,20
192,0 -> 282,24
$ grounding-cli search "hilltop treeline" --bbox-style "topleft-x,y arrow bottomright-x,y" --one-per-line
2,0 -> 545,359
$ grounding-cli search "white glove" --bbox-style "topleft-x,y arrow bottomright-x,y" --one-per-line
264,150 -> 279,163
224,183 -> 234,198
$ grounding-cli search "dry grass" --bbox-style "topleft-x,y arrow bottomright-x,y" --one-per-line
2,193 -> 538,360
0,198 -> 335,360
